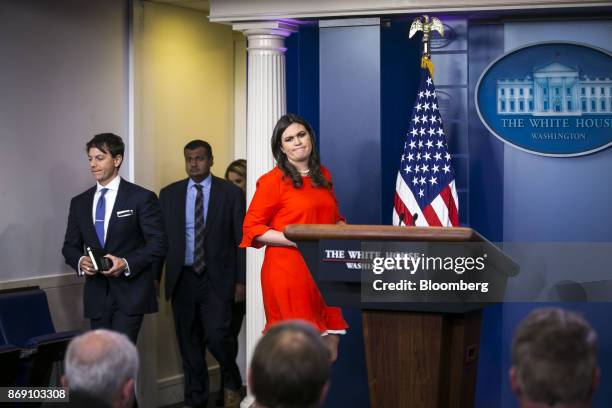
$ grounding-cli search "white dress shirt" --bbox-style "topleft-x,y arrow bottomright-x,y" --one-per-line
78,175 -> 130,276
92,175 -> 121,244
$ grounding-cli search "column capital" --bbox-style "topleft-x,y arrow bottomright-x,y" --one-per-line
233,20 -> 298,38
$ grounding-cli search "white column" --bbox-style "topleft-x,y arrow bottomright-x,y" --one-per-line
233,21 -> 297,408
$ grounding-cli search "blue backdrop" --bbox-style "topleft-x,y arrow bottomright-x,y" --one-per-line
285,16 -> 611,408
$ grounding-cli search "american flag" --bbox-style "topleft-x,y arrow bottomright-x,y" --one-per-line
392,63 -> 459,227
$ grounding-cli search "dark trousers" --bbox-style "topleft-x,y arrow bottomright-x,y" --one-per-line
90,289 -> 144,344
230,301 -> 245,358
217,300 -> 245,404
172,267 -> 242,408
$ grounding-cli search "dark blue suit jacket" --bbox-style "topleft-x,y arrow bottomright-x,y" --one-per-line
155,176 -> 245,301
62,179 -> 167,318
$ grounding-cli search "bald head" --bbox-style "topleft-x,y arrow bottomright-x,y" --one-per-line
64,330 -> 138,407
69,330 -> 118,362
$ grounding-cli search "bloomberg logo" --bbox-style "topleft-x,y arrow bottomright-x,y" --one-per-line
475,42 -> 612,157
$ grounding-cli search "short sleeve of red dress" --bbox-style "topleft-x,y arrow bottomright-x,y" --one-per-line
241,166 -> 348,333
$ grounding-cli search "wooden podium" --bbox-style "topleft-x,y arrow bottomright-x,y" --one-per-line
284,224 -> 518,408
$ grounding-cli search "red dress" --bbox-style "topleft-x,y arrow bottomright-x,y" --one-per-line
241,166 -> 348,333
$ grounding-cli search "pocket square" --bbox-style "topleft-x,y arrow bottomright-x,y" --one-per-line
117,209 -> 134,218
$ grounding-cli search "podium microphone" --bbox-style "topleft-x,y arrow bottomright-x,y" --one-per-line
398,213 -> 405,226
412,213 -> 419,226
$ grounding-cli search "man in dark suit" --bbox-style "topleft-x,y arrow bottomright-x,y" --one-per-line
62,133 -> 166,343
155,140 -> 245,408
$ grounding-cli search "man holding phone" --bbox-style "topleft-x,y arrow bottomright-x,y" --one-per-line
62,133 -> 167,343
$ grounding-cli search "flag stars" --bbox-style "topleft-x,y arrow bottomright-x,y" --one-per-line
396,72 -> 457,220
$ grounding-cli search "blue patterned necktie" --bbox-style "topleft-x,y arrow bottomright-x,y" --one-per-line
95,188 -> 108,247
193,184 -> 205,274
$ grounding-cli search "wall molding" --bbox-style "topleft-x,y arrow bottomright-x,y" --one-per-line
209,0 -> 612,22
0,272 -> 82,291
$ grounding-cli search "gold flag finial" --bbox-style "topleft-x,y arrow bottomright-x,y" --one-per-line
409,15 -> 444,77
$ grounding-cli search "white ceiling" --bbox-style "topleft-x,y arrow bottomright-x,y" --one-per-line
148,0 -> 210,13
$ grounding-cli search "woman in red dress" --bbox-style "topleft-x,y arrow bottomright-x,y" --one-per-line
241,113 -> 348,361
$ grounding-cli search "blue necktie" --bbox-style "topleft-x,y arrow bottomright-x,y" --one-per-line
95,188 -> 108,247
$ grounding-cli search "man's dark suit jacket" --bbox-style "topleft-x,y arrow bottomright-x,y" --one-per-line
156,176 -> 246,301
62,179 -> 167,318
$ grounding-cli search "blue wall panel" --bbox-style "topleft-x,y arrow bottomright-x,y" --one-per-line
286,24 -> 320,140
318,21 -> 382,408
380,18 -> 422,226
287,24 -> 372,408
319,23 -> 381,224
468,22 -> 506,408
498,20 -> 612,408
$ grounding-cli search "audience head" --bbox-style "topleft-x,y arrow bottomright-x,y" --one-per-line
225,159 -> 247,193
63,329 -> 139,408
510,308 -> 599,408
249,320 -> 330,408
